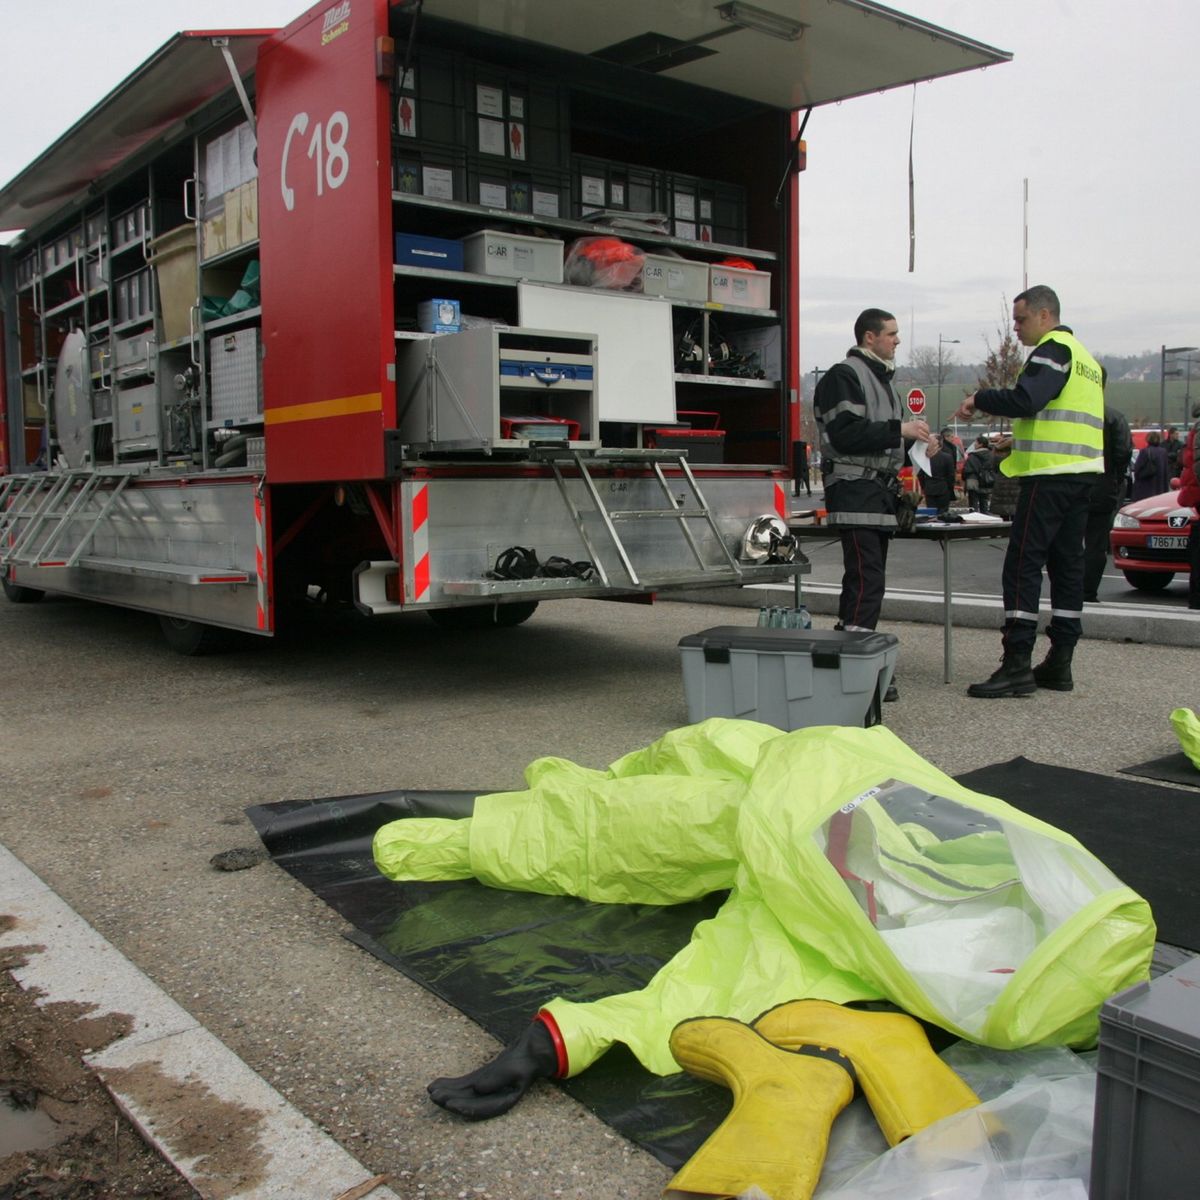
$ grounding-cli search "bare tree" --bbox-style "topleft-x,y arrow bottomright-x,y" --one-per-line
977,299 -> 1025,391
910,344 -> 957,389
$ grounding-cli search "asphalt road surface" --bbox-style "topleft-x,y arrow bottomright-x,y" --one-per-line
1,588 -> 1194,1199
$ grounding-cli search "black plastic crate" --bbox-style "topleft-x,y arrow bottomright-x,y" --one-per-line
393,47 -> 465,148
392,143 -> 468,203
465,155 -> 570,219
462,62 -> 569,170
571,154 -> 664,218
664,170 -> 747,246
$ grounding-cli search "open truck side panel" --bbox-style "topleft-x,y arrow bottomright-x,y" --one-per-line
0,1 -> 1009,643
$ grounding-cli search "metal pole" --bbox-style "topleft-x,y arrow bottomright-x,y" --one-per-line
1160,344 -> 1167,431
936,342 -> 943,431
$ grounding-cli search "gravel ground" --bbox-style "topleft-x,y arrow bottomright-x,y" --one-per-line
0,591 -> 1193,1198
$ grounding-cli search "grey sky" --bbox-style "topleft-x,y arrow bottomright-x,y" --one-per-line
3,2 -> 1197,375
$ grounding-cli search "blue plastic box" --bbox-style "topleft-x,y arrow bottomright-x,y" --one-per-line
395,233 -> 463,272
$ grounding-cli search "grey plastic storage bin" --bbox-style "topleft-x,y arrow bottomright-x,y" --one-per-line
1090,954 -> 1200,1199
678,626 -> 898,731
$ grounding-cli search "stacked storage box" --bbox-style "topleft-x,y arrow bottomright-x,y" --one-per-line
678,627 -> 899,730
1090,954 -> 1200,1199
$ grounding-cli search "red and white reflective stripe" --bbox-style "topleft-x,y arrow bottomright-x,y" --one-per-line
254,493 -> 267,629
774,481 -> 787,518
412,483 -> 430,600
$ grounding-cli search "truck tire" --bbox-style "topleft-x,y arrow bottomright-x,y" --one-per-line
1121,570 -> 1173,592
158,615 -> 232,655
2,578 -> 45,604
428,601 -> 538,630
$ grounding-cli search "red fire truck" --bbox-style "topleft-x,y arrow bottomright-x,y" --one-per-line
0,1 -> 1007,650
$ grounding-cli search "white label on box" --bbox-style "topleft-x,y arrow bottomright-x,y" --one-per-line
532,188 -> 560,217
422,165 -> 454,199
479,181 -> 507,209
674,191 -> 696,220
611,182 -> 625,207
478,117 -> 506,156
510,95 -> 525,118
397,95 -> 417,137
675,220 -> 697,241
699,198 -> 713,220
508,122 -> 526,160
399,67 -> 415,90
513,245 -> 535,271
667,267 -> 685,289
581,175 -> 606,207
477,84 -> 504,116
731,276 -> 750,300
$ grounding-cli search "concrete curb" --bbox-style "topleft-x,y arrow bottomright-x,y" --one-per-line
0,843 -> 400,1200
669,581 -> 1200,648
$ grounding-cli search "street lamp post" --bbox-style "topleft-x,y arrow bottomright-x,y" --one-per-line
1160,345 -> 1198,429
937,335 -> 960,431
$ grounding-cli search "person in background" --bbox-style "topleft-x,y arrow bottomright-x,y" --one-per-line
814,308 -> 930,702
962,435 -> 997,513
1163,426 -> 1184,481
953,285 -> 1103,698
987,434 -> 1020,518
792,439 -> 812,497
1132,430 -> 1169,500
940,426 -> 963,465
919,433 -> 956,517
1082,376 -> 1133,603
1177,405 -> 1200,611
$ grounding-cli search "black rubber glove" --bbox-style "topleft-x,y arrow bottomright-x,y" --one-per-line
427,1019 -> 559,1120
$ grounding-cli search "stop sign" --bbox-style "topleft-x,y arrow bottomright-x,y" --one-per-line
906,388 -> 926,415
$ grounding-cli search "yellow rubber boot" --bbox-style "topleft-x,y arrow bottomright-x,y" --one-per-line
752,999 -> 978,1146
664,1016 -> 854,1200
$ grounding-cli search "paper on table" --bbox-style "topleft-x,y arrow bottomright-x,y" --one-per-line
909,440 -> 932,476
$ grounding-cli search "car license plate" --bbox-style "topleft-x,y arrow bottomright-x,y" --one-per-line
1148,535 -> 1189,549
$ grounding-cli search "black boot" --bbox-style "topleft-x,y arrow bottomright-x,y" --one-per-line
1032,643 -> 1074,692
967,651 -> 1036,698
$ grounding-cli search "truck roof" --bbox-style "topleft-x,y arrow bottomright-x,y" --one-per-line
0,1 -> 1010,236
0,30 -> 272,235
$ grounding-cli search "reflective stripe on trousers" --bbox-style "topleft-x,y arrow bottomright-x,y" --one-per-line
1001,476 -> 1093,653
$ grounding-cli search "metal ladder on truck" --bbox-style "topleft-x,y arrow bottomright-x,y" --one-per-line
0,468 -> 141,570
537,448 -> 746,588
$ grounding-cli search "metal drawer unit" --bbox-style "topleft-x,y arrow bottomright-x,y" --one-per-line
396,325 -> 597,452
114,331 -> 156,380
208,327 -> 263,426
114,382 -> 160,458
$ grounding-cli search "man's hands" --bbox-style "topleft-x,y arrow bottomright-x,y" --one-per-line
901,419 -> 931,443
952,394 -> 977,423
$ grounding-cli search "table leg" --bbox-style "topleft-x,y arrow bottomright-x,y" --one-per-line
941,536 -> 953,683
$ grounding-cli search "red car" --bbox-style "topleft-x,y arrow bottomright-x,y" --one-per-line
1110,489 -> 1196,591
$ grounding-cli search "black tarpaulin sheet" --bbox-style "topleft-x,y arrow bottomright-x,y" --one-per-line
246,760 -> 1197,1166
1120,749 -> 1200,790
245,790 -> 729,1168
956,758 -> 1199,953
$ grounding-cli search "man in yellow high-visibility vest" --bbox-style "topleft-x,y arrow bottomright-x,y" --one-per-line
953,286 -> 1104,698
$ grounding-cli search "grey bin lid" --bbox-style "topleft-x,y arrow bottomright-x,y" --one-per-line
679,626 -> 898,665
1101,954 -> 1200,1055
